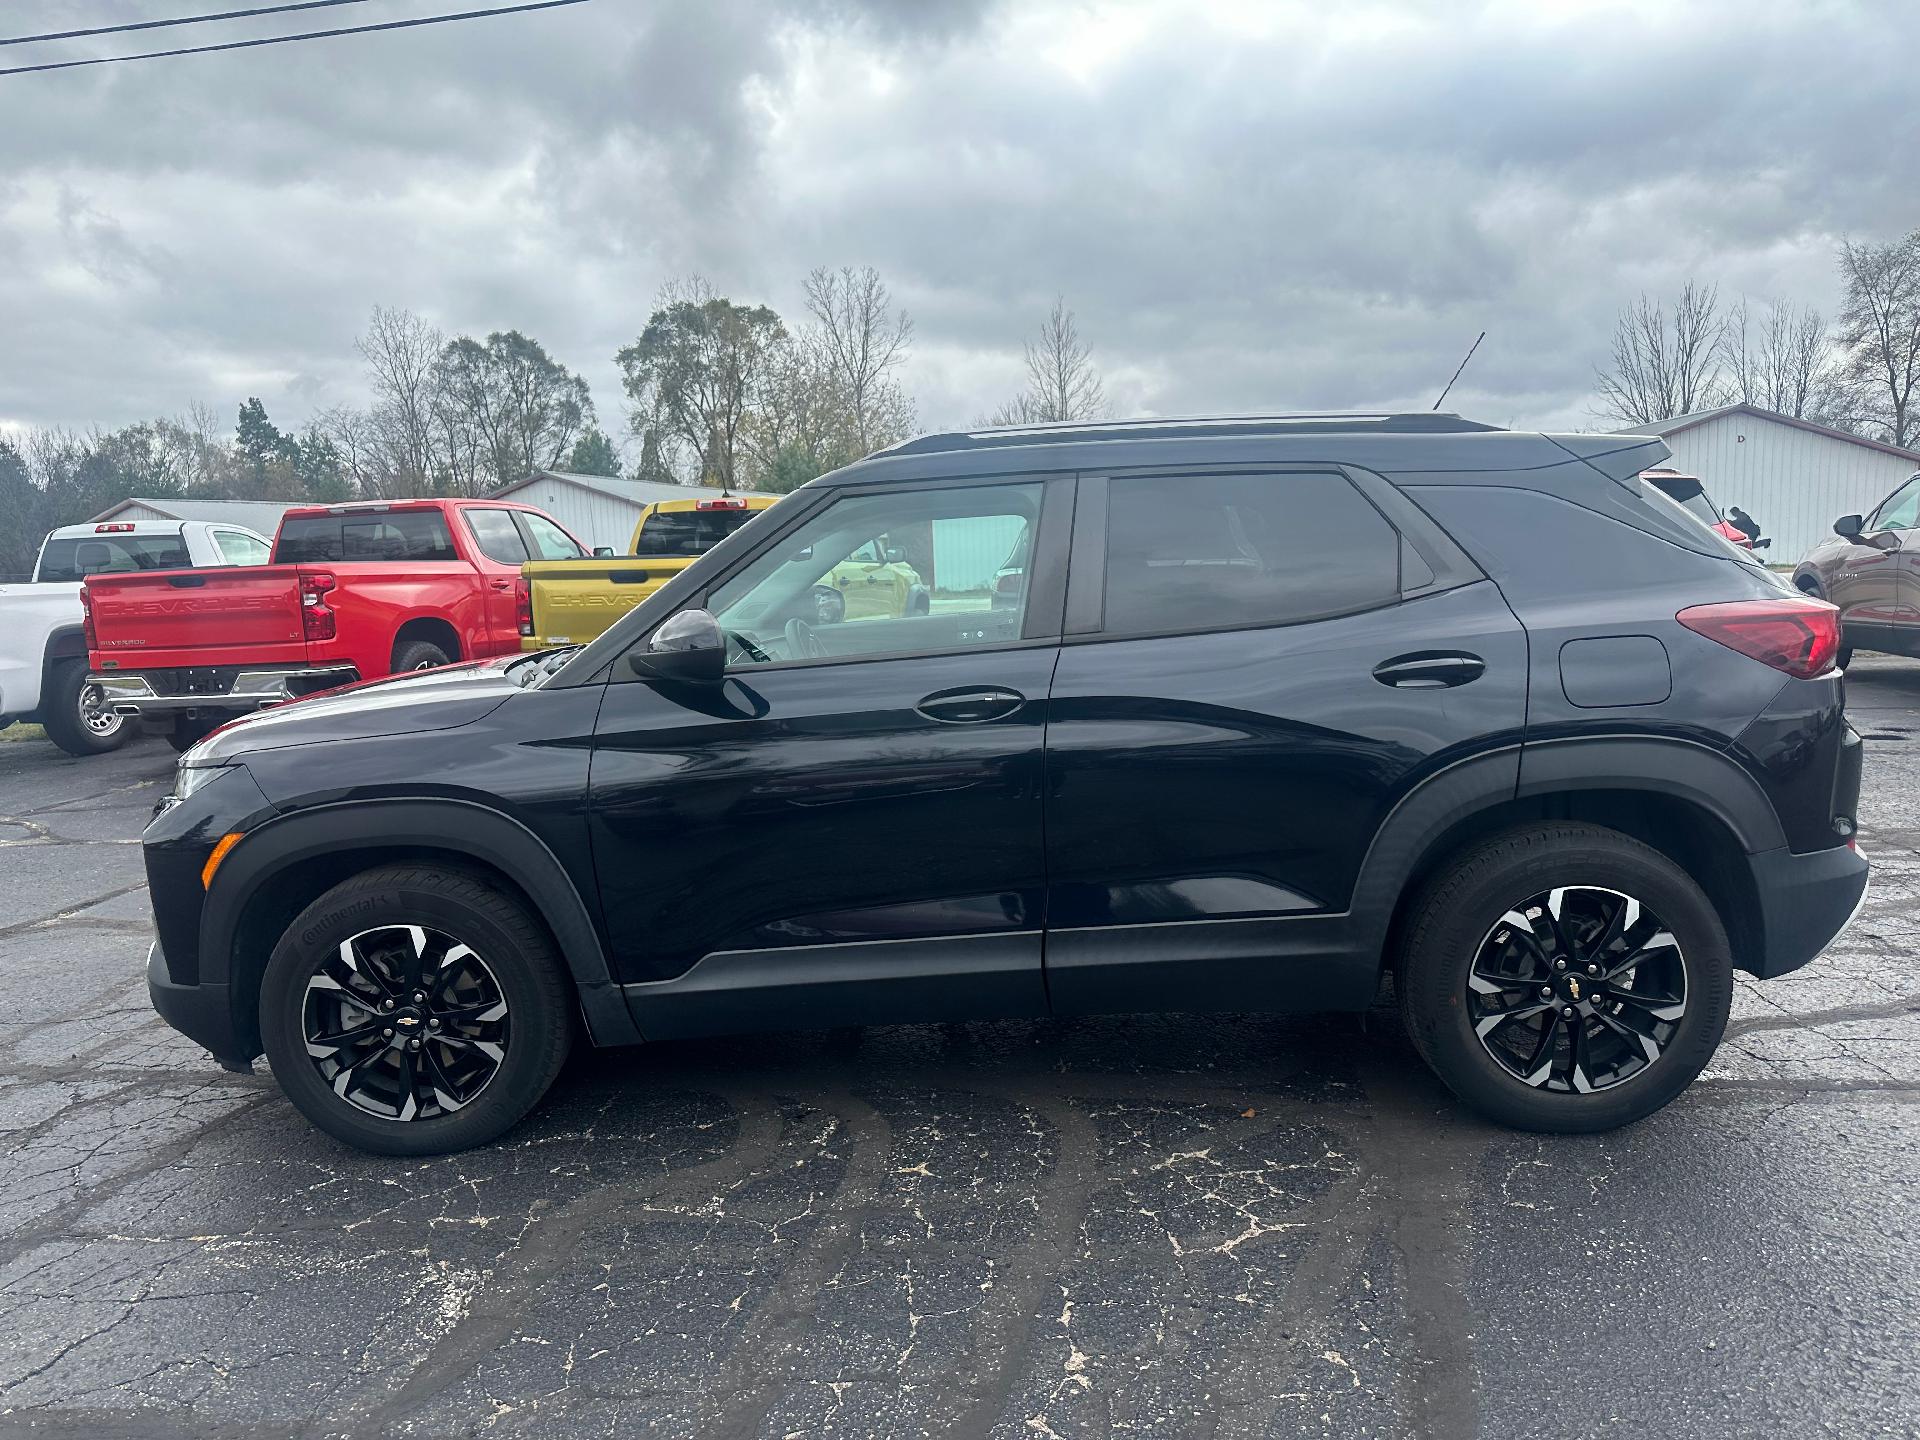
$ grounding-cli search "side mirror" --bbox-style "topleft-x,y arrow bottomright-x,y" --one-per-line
788,545 -> 815,563
1752,537 -> 1772,551
1835,514 -> 1864,539
593,546 -> 616,558
627,608 -> 725,684
884,546 -> 906,564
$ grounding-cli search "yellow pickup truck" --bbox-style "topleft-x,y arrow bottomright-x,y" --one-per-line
521,493 -> 779,651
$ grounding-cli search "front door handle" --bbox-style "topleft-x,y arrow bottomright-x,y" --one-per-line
915,686 -> 1025,723
1372,652 -> 1486,688
489,578 -> 513,591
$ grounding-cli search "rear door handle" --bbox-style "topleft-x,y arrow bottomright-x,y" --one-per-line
915,686 -> 1025,723
490,578 -> 513,591
1372,652 -> 1486,688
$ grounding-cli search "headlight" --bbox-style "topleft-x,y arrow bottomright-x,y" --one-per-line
173,761 -> 232,802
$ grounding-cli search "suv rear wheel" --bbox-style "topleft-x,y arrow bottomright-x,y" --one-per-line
41,660 -> 131,757
259,864 -> 572,1155
1397,823 -> 1732,1132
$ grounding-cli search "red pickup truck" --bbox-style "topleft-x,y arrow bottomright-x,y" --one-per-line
84,498 -> 586,747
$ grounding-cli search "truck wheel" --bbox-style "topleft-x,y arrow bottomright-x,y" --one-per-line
906,588 -> 931,616
393,640 -> 452,673
1396,823 -> 1732,1133
259,864 -> 573,1155
41,661 -> 131,757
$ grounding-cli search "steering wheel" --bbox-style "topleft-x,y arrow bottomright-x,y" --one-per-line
783,617 -> 829,660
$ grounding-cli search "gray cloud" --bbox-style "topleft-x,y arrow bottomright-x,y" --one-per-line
2,0 -> 1916,441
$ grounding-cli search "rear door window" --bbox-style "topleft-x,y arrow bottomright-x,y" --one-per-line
276,510 -> 458,563
36,534 -> 192,581
1099,472 -> 1400,637
462,508 -> 530,565
213,530 -> 270,565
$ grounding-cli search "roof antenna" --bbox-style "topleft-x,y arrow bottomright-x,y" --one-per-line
1433,331 -> 1486,411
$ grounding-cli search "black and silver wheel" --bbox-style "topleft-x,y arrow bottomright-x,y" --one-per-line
1398,823 -> 1732,1132
392,639 -> 453,673
811,586 -> 845,625
261,864 -> 571,1154
41,661 -> 131,757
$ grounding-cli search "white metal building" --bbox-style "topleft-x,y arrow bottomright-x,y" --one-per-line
1617,405 -> 1920,564
488,471 -> 697,553
87,498 -> 302,535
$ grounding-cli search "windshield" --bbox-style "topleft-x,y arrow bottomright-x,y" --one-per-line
634,508 -> 758,558
36,534 -> 190,582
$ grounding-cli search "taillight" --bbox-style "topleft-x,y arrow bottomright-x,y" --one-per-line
80,585 -> 98,651
301,572 -> 337,642
515,578 -> 533,637
1675,597 -> 1840,679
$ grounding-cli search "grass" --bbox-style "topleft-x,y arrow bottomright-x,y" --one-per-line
0,724 -> 46,743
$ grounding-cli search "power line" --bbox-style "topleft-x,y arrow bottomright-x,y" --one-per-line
3,1 -> 374,49
0,0 -> 592,78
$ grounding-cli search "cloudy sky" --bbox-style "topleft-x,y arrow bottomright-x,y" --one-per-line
3,0 -> 1917,448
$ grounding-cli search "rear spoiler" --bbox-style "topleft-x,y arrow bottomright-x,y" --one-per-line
1545,433 -> 1673,491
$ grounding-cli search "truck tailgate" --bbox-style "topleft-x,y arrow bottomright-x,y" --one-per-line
87,567 -> 310,671
523,558 -> 687,648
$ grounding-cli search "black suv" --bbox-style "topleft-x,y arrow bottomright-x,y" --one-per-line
144,415 -> 1868,1154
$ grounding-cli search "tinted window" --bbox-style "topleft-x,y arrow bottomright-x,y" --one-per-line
463,508 -> 529,564
707,483 -> 1043,666
275,510 -> 457,563
1870,475 -> 1920,531
213,530 -> 269,565
36,534 -> 191,582
519,512 -> 585,560
635,506 -> 757,558
1102,472 -> 1398,636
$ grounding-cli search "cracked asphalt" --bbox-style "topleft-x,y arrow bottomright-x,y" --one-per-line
1,662 -> 1916,1439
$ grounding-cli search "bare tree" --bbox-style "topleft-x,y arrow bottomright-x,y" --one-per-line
803,265 -> 914,453
1594,281 -> 1723,425
1719,298 -> 1830,418
356,305 -> 445,491
991,297 -> 1106,425
1835,231 -> 1920,447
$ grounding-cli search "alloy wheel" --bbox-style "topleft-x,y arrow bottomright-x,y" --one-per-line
1465,886 -> 1688,1094
302,924 -> 510,1121
80,691 -> 123,738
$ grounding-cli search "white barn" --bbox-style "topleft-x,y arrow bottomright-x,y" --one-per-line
489,471 -> 700,553
1618,404 -> 1920,564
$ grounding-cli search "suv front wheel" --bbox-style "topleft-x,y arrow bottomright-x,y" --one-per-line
1397,823 -> 1733,1132
260,864 -> 572,1154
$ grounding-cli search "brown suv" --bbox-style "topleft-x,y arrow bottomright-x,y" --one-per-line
1794,471 -> 1920,664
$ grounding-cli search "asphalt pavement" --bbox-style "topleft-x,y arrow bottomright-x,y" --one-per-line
0,662 -> 1915,1439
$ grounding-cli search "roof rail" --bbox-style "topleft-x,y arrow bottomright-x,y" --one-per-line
883,412 -> 1502,456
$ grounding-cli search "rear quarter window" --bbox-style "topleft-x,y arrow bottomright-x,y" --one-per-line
635,508 -> 757,558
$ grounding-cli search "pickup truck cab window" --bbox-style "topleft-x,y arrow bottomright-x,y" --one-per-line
706,482 -> 1043,666
212,530 -> 270,566
462,507 -> 530,565
635,507 -> 757,558
37,534 -> 192,581
276,509 -> 457,563
517,512 -> 585,560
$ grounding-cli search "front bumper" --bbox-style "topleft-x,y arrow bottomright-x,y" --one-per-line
1747,841 -> 1870,979
89,666 -> 358,717
147,939 -> 252,1073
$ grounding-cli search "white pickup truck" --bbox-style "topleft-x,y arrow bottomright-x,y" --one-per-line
0,519 -> 271,757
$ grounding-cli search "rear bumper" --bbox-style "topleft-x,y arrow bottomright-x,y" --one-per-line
1746,841 -> 1870,979
89,666 -> 358,717
147,940 -> 252,1072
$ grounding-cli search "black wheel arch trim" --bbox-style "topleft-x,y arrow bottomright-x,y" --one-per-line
1515,735 -> 1786,853
203,797 -> 640,1050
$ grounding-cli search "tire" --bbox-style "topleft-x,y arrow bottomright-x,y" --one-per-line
906,588 -> 931,617
41,661 -> 131,757
811,587 -> 845,625
1396,823 -> 1732,1133
392,639 -> 452,673
259,864 -> 573,1155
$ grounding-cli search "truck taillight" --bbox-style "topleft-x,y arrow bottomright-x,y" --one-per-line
301,572 -> 337,642
1676,597 -> 1840,679
80,585 -> 98,651
515,578 -> 533,637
